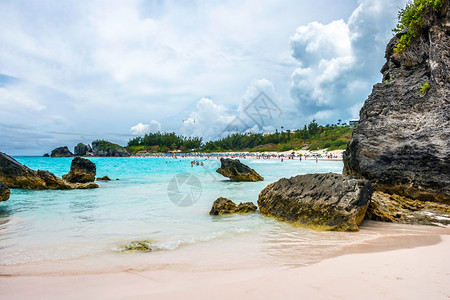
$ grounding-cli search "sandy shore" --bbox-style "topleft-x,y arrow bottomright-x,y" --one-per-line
2,230 -> 448,300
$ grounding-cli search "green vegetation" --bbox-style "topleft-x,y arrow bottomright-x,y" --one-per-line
394,0 -> 445,53
94,140 -> 126,151
420,82 -> 432,97
127,132 -> 202,153
127,120 -> 355,153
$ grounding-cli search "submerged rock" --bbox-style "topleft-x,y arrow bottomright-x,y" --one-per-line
0,152 -> 98,190
63,157 -> 96,183
0,181 -> 10,202
209,197 -> 257,215
121,240 -> 153,252
92,140 -> 130,157
216,158 -> 263,182
258,173 -> 372,231
366,191 -> 450,226
343,4 -> 450,204
51,146 -> 74,157
74,143 -> 93,156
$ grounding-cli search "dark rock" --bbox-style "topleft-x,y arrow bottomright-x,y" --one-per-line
258,173 -> 372,231
43,153 -> 50,157
366,191 -> 450,226
74,143 -> 93,156
0,181 -> 10,202
236,202 -> 258,213
50,146 -> 74,157
216,158 -> 263,182
92,140 -> 130,157
96,175 -> 111,181
121,240 -> 153,252
343,4 -> 450,204
63,157 -> 96,183
209,197 -> 258,215
0,152 -> 98,190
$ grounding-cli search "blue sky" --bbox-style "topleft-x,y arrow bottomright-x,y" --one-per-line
0,0 -> 406,155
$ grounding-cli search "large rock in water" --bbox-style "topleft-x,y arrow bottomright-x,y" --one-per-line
51,146 -> 74,157
74,143 -> 93,156
343,4 -> 450,204
62,157 -> 96,183
0,152 -> 98,190
209,197 -> 257,215
258,173 -> 372,231
0,181 -> 10,202
216,158 -> 263,182
92,140 -> 130,157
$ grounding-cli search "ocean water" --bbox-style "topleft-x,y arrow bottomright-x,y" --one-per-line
0,157 -> 442,275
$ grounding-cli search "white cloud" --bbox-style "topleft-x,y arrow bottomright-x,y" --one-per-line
290,0 -> 405,124
130,120 -> 162,135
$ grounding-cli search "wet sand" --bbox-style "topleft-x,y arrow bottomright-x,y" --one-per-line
1,224 -> 449,300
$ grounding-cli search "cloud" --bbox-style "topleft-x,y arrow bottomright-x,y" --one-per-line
289,0 -> 405,124
130,120 -> 162,135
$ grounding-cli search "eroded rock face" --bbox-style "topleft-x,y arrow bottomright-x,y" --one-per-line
0,152 -> 98,190
0,181 -> 10,202
51,146 -> 74,157
343,4 -> 450,204
216,158 -> 263,182
92,140 -> 130,157
258,173 -> 372,231
63,157 -> 96,183
209,197 -> 257,215
366,191 -> 450,226
74,143 -> 92,156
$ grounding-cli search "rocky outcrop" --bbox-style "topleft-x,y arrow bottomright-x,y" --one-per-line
62,157 -> 96,183
121,240 -> 153,252
258,173 -> 372,231
43,153 -> 50,157
92,140 -> 130,157
216,158 -> 263,182
74,143 -> 93,156
209,197 -> 258,215
0,152 -> 98,190
343,3 -> 450,204
50,146 -> 74,157
366,191 -> 450,226
96,175 -> 111,181
0,181 -> 10,202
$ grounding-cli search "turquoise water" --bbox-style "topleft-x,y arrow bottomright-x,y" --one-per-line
1,157 -> 423,275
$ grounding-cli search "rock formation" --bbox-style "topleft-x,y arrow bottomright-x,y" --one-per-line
0,181 -> 10,202
74,143 -> 93,156
209,197 -> 258,215
216,158 -> 263,182
0,152 -> 98,190
50,146 -> 74,157
258,173 -> 372,231
92,140 -> 130,157
343,3 -> 450,204
63,157 -> 96,183
366,191 -> 450,226
96,175 -> 111,181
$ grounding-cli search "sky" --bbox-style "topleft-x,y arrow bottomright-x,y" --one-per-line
0,0 -> 406,155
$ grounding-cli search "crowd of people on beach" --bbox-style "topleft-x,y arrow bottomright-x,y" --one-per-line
132,151 -> 342,162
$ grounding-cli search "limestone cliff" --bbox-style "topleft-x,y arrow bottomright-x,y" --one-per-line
343,2 -> 450,204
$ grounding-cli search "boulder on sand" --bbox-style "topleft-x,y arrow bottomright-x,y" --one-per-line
63,157 -> 96,183
258,173 -> 372,231
209,197 -> 258,215
0,181 -> 10,202
216,158 -> 263,182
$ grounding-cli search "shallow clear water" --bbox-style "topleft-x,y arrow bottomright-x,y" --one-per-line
0,157 -> 445,275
